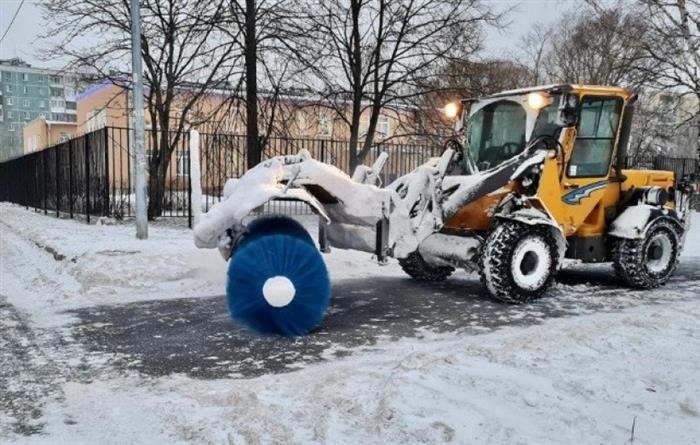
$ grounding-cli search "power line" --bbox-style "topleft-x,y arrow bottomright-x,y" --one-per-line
0,0 -> 26,45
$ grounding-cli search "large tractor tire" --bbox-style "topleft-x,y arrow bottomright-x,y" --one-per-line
479,221 -> 559,303
612,219 -> 680,289
226,216 -> 331,336
398,251 -> 455,281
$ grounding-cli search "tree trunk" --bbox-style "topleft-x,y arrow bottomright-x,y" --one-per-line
245,0 -> 260,170
348,100 -> 362,172
147,165 -> 166,220
348,0 -> 363,173
147,130 -> 171,219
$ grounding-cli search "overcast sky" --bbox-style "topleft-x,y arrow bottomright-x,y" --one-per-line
0,0 -> 571,70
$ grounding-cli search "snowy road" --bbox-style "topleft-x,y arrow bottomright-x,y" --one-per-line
1,203 -> 700,444
69,263 -> 700,380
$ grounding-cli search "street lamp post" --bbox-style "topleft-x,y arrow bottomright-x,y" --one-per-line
131,0 -> 148,239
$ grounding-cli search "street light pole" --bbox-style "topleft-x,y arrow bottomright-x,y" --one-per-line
131,0 -> 148,239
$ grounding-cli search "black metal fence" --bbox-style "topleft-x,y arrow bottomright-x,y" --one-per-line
0,127 -> 444,225
0,129 -> 109,222
1,126 -> 698,226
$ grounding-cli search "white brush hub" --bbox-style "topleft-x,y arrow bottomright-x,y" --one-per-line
262,276 -> 296,307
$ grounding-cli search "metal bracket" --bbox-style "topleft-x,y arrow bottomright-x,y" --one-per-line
318,216 -> 331,253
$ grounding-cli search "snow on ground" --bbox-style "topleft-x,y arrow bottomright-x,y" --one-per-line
1,202 -> 699,444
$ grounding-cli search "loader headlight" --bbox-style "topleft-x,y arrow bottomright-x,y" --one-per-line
444,102 -> 461,119
527,92 -> 553,110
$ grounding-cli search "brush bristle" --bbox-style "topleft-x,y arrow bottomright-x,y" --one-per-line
226,216 -> 331,336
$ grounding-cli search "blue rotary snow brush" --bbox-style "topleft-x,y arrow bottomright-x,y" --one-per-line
226,215 -> 331,336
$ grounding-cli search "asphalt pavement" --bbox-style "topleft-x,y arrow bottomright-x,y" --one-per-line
67,261 -> 700,379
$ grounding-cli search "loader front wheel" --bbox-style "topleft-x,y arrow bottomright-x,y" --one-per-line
611,219 -> 680,289
479,221 -> 558,303
398,251 -> 454,281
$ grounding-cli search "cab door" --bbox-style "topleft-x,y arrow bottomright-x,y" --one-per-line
560,95 -> 624,232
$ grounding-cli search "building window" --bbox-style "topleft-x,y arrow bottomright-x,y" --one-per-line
50,87 -> 64,97
6,111 -> 13,119
23,86 -> 28,94
58,133 -> 70,142
318,112 -> 332,138
22,73 -> 29,81
23,99 -> 29,107
376,114 -> 391,138
7,97 -> 13,105
39,100 -> 45,108
6,85 -> 12,93
65,101 -> 76,110
23,111 -> 30,120
177,152 -> 190,176
49,75 -> 63,84
9,123 -> 16,132
2,71 -> 11,81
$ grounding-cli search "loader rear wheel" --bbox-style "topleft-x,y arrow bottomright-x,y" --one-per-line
479,221 -> 558,303
612,219 -> 680,289
398,251 -> 454,281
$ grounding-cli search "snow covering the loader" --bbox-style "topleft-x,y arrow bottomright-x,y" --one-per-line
193,150 -> 423,256
608,204 -> 657,239
194,147 -> 550,259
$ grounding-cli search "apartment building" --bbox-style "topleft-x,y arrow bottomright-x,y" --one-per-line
0,58 -> 84,161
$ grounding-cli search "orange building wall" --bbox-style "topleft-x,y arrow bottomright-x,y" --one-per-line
23,118 -> 77,153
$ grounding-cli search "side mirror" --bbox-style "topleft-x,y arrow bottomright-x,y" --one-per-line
557,93 -> 579,127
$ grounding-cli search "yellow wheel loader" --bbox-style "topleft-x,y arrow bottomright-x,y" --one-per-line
195,84 -> 694,334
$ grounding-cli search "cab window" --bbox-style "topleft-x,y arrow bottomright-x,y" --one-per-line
567,96 -> 623,177
467,100 -> 526,169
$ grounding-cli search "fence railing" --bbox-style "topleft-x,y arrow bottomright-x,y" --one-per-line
1,126 -> 697,226
0,129 -> 109,223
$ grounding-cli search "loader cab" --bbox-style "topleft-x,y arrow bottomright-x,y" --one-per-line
455,85 -> 633,177
460,88 -> 572,172
444,84 -> 636,236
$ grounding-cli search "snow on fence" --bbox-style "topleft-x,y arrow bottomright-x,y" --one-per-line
1,126 -> 697,227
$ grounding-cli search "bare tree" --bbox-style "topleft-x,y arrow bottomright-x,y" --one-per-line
413,58 -> 533,140
586,0 -> 700,159
40,0 -> 240,218
308,0 -> 498,170
518,25 -> 553,85
542,7 -> 651,86
215,0 -> 321,167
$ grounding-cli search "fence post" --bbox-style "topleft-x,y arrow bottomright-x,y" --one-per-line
188,129 -> 202,229
187,135 -> 192,229
43,149 -> 47,215
103,127 -> 110,216
85,132 -> 91,223
321,139 -> 326,163
24,159 -> 29,210
56,146 -> 60,217
68,139 -> 73,219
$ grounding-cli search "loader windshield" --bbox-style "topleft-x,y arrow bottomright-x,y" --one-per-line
467,100 -> 527,169
467,97 -> 559,170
